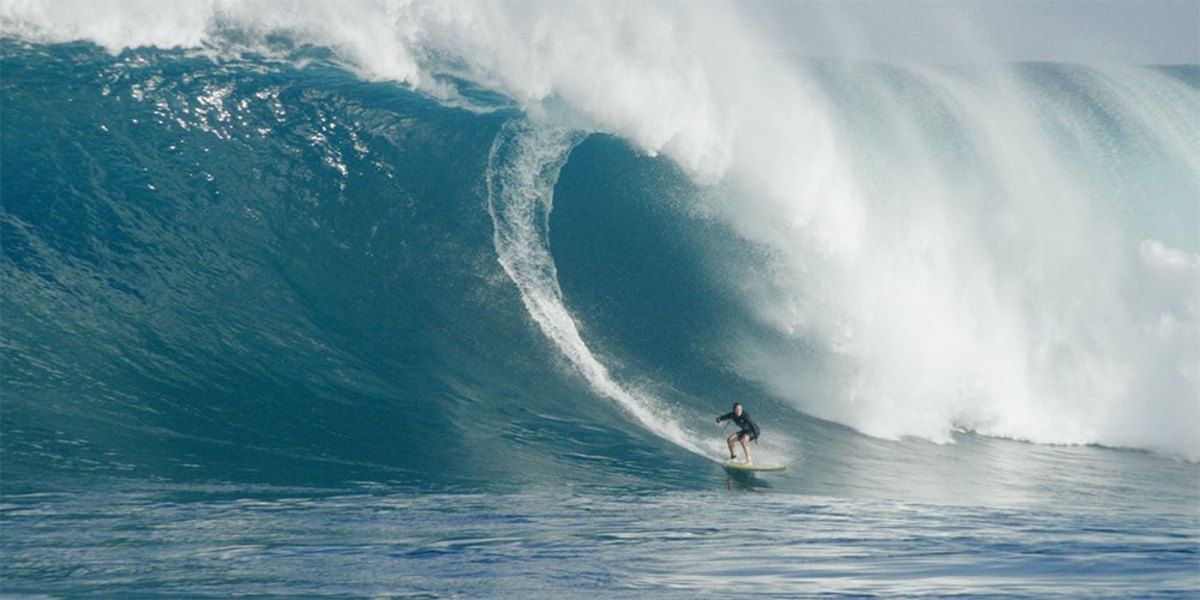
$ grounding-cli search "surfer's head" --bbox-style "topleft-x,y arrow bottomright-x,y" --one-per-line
732,402 -> 742,415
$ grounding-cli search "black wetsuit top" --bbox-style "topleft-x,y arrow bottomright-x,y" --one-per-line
717,410 -> 760,440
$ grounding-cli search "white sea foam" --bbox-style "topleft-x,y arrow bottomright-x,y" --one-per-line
6,0 -> 1196,459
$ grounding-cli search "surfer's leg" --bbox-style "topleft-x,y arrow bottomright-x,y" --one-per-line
739,434 -> 751,464
726,433 -> 738,460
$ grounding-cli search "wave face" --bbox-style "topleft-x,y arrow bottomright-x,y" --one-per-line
3,1 -> 1199,493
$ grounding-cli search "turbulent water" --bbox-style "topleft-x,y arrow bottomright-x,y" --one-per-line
2,1 -> 1199,596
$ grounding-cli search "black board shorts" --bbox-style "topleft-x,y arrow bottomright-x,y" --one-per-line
736,429 -> 759,442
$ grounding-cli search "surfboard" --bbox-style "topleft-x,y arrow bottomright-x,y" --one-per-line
722,461 -> 786,472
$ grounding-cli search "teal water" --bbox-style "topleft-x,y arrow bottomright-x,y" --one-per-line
2,10 -> 1199,596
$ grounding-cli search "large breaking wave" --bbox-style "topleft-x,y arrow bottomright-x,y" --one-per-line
3,0 -> 1198,480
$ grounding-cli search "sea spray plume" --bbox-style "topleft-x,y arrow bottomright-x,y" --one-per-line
729,62 -> 1200,459
0,0 -> 214,51
1121,240 -> 1200,458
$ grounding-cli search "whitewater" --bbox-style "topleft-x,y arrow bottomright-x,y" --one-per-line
2,0 -> 1198,596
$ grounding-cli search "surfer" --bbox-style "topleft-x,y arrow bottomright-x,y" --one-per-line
716,403 -> 759,464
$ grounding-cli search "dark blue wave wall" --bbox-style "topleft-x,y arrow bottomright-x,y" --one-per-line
2,43 -> 738,490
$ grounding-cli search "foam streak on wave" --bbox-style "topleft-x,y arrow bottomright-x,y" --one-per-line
486,121 -> 707,457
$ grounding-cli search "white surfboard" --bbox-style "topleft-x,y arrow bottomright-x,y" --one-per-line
722,460 -> 786,472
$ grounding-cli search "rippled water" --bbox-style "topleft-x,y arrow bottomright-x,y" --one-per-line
4,479 -> 1196,597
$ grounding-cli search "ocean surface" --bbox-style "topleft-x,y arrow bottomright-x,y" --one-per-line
3,2 -> 1199,597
